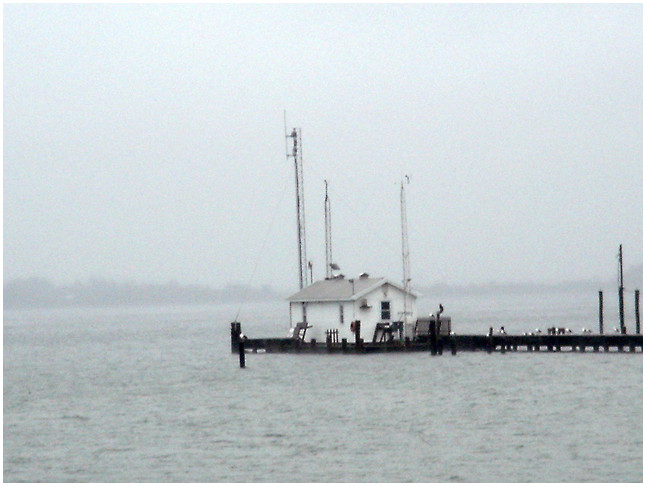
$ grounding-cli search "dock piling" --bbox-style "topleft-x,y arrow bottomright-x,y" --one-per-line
429,319 -> 437,355
599,291 -> 604,334
353,321 -> 362,351
231,322 -> 242,353
238,337 -> 246,368
635,289 -> 641,334
619,245 -> 626,334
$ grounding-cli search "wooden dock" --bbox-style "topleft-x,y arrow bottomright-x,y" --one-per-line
231,323 -> 643,356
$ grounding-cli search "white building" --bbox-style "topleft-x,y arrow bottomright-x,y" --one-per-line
286,274 -> 417,343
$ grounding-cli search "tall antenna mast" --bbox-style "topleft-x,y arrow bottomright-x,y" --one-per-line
324,180 -> 333,279
401,176 -> 412,327
286,126 -> 308,292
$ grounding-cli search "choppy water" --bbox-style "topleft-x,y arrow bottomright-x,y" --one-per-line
4,290 -> 642,482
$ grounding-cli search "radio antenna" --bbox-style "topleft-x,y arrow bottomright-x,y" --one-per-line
283,110 -> 289,159
286,122 -> 308,295
324,180 -> 333,279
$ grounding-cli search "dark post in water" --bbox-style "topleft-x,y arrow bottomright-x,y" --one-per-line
238,338 -> 246,368
598,291 -> 604,334
619,244 -> 626,335
231,322 -> 241,353
429,318 -> 436,355
635,289 -> 641,335
352,321 -> 362,351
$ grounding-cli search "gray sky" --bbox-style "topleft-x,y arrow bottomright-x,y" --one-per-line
4,4 -> 642,290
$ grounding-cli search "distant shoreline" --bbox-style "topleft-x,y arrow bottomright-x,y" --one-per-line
4,268 -> 641,310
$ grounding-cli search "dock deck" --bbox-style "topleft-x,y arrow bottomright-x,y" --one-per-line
232,328 -> 643,355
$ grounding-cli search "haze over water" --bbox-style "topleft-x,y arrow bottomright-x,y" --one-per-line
3,4 -> 642,290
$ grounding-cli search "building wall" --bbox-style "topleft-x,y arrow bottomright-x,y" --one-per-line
289,282 -> 417,342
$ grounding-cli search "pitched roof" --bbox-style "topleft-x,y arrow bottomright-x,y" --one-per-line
287,277 -> 416,302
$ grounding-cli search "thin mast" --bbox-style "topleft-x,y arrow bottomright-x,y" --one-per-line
619,244 -> 626,334
401,176 -> 411,330
286,127 -> 308,292
325,180 -> 333,279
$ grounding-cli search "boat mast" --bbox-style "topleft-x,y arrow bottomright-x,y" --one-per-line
325,180 -> 333,279
286,127 -> 308,293
401,176 -> 411,330
618,244 -> 626,334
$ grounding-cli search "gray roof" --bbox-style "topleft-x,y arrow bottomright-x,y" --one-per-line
287,277 -> 416,302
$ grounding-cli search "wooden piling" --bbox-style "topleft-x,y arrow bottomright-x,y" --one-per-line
231,322 -> 242,353
599,291 -> 604,334
430,319 -> 437,355
238,338 -> 246,368
635,289 -> 641,334
353,321 -> 362,351
619,245 -> 626,334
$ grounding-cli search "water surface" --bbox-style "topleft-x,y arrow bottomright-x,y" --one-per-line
4,292 -> 642,482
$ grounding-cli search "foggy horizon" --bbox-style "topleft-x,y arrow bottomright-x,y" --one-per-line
4,262 -> 642,294
4,4 -> 642,291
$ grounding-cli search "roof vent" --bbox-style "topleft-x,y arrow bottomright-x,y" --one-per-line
359,272 -> 369,279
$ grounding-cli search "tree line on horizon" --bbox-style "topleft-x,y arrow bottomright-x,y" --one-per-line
3,277 -> 283,309
4,265 -> 641,309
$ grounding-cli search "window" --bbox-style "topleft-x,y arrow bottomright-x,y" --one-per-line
381,301 -> 391,320
339,304 -> 344,324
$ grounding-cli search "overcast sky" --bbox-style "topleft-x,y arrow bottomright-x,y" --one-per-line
4,4 -> 642,290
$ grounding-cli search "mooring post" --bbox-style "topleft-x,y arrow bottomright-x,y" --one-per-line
450,335 -> 457,355
598,291 -> 604,334
487,327 -> 493,354
231,322 -> 241,353
353,321 -> 362,352
341,338 -> 347,352
429,318 -> 437,355
238,336 -> 246,368
635,289 -> 641,334
619,244 -> 626,334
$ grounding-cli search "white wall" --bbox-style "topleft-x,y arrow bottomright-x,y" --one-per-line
289,282 -> 417,342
